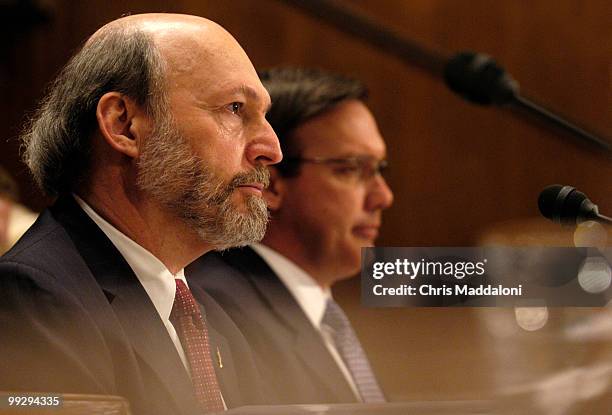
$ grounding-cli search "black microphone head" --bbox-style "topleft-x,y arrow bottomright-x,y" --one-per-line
538,184 -> 598,225
444,51 -> 519,106
538,184 -> 566,220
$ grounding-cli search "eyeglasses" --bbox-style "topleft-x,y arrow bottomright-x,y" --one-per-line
284,156 -> 389,182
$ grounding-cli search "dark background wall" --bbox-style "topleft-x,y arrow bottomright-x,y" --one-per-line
1,0 -> 611,402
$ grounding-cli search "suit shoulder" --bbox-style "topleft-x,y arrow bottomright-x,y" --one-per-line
3,210 -> 65,259
1,211 -> 85,281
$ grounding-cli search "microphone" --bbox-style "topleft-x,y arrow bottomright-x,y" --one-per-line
538,184 -> 612,225
444,51 -> 611,152
444,52 -> 518,106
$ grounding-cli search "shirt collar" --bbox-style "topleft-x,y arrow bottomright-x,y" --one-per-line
251,243 -> 331,328
74,194 -> 186,323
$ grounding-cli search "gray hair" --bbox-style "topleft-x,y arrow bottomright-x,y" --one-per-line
20,23 -> 167,196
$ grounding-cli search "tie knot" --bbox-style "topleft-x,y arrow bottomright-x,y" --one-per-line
171,279 -> 201,320
322,298 -> 350,334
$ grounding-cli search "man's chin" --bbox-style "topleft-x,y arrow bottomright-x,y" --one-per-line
352,235 -> 376,248
196,228 -> 261,252
341,245 -> 365,272
231,190 -> 265,210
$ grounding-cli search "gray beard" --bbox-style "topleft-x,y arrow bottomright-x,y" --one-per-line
136,118 -> 270,249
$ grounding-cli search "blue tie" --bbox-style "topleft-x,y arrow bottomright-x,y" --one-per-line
322,299 -> 385,403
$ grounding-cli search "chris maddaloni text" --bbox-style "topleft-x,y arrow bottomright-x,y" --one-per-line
372,284 -> 523,297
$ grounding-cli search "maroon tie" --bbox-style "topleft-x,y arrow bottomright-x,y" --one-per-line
170,279 -> 224,413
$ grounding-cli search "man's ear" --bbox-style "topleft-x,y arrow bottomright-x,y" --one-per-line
264,167 -> 286,211
96,92 -> 149,158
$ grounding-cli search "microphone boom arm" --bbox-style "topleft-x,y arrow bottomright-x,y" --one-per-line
276,0 -> 612,153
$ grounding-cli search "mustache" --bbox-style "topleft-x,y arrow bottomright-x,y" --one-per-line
228,165 -> 270,190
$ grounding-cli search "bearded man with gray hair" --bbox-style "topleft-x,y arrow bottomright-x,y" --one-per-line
0,13 -> 281,415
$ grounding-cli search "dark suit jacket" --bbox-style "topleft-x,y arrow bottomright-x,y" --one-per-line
0,196 -> 265,415
187,247 -> 359,404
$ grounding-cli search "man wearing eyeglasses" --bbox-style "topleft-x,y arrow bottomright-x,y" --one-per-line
188,68 -> 394,404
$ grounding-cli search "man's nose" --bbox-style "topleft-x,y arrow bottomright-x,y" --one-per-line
365,174 -> 394,211
246,120 -> 282,166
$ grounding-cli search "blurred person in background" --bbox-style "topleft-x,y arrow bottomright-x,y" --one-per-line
189,67 -> 394,404
0,165 -> 37,255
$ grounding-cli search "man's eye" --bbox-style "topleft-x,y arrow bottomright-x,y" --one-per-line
228,102 -> 243,114
334,165 -> 360,175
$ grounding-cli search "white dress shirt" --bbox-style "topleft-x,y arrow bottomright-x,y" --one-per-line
75,195 -> 191,371
251,243 -> 363,401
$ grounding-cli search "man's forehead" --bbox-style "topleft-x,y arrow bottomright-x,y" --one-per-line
294,101 -> 387,156
153,27 -> 239,71
218,84 -> 272,106
300,134 -> 387,157
149,29 -> 265,104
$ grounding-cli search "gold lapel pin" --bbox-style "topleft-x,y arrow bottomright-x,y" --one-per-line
216,347 -> 223,369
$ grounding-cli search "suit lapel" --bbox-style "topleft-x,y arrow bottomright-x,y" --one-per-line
101,281 -> 200,415
292,330 -> 358,402
222,247 -> 358,402
52,196 -> 200,415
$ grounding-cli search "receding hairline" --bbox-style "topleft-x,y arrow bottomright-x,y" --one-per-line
87,13 -> 230,49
